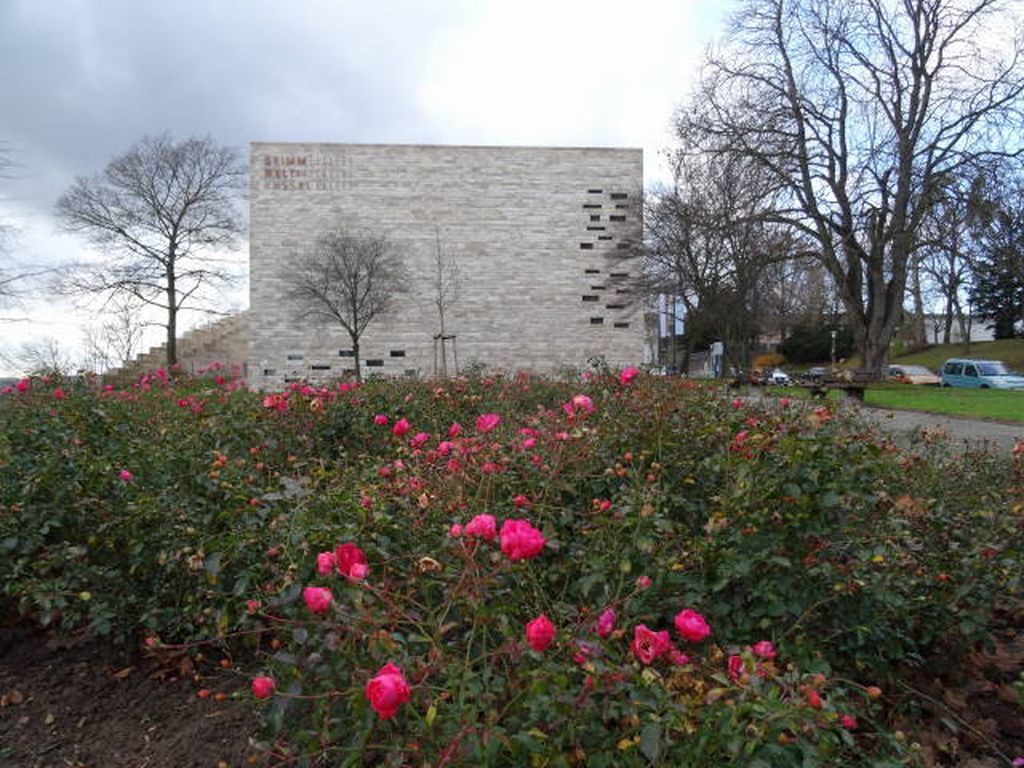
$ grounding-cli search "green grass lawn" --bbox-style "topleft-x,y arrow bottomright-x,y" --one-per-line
888,338 -> 1024,371
772,382 -> 1024,421
863,384 -> 1024,421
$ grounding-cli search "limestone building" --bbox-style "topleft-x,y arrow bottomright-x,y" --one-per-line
249,143 -> 644,387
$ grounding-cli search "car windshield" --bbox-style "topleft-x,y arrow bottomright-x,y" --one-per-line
901,366 -> 932,375
978,362 -> 1010,376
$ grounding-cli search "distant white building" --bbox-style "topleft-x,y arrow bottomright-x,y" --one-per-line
923,314 -> 995,344
248,143 -> 645,387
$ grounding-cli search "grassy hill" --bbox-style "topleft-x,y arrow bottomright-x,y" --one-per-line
889,339 -> 1024,371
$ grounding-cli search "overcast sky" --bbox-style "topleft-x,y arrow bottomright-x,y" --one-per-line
0,0 -> 734,376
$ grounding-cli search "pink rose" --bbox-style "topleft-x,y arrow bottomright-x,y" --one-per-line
732,398 -> 742,409
251,676 -> 275,699
392,418 -> 411,437
303,586 -> 332,615
365,662 -> 411,720
840,714 -> 858,730
512,494 -> 529,508
316,551 -> 336,575
752,640 -> 776,659
674,609 -> 711,642
373,414 -> 389,426
499,519 -> 546,561
409,432 -> 430,449
525,613 -> 555,652
475,413 -> 501,433
619,367 -> 639,385
667,648 -> 691,666
437,440 -> 454,456
448,422 -> 462,438
335,543 -> 368,580
464,514 -> 497,541
635,575 -> 652,590
780,398 -> 791,407
53,388 -> 66,399
566,393 -> 594,415
631,624 -> 671,664
15,378 -> 29,393
449,523 -> 463,537
596,607 -> 616,638
119,469 -> 133,482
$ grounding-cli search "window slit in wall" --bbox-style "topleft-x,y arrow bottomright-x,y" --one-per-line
580,242 -> 594,249
590,317 -> 604,325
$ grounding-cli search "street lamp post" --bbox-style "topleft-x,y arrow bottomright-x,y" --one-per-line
830,330 -> 837,366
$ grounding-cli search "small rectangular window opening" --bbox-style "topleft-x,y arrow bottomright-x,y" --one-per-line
339,349 -> 354,357
606,303 -> 626,309
610,215 -> 626,222
598,235 -> 613,241
286,354 -> 304,361
587,226 -> 606,231
311,364 -> 332,371
588,188 -> 603,194
390,350 -> 406,358
580,242 -> 594,250
589,214 -> 601,222
365,359 -> 384,367
262,368 -> 276,376
583,203 -> 602,209
610,272 -> 630,278
610,192 -> 628,200
614,322 -> 630,328
582,295 -> 599,302
590,317 -> 604,325
584,268 -> 601,274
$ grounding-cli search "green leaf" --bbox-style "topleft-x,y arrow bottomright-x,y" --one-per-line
639,723 -> 662,764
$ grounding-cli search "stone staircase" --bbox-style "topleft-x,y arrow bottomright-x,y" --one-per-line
107,311 -> 250,381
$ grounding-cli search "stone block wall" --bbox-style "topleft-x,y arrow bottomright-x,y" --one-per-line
249,143 -> 644,387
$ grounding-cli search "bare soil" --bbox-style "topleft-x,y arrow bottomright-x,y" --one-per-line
0,627 -> 260,768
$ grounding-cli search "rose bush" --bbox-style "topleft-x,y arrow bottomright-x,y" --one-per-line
0,366 -> 1020,764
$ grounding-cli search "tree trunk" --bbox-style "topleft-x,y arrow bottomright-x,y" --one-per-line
166,262 -> 177,368
352,336 -> 362,382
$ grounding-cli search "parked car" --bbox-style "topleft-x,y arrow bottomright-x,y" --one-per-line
803,366 -> 828,383
767,369 -> 791,386
887,364 -> 941,386
940,359 -> 1024,390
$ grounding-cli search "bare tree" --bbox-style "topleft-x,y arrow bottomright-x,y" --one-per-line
287,228 -> 408,382
432,227 -> 459,377
81,301 -> 146,373
644,151 -> 801,373
54,134 -> 246,366
678,0 -> 1024,374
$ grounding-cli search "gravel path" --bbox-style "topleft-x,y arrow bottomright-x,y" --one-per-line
855,404 -> 1023,455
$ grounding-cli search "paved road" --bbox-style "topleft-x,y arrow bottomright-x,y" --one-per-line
855,404 -> 1023,455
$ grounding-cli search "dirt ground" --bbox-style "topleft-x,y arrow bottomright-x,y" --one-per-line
0,627 -> 260,768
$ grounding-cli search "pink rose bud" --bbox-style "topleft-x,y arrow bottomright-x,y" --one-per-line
512,494 -> 529,508
635,575 -> 652,590
525,613 -> 555,652
596,607 -> 616,638
246,599 -> 260,614
449,523 -> 463,537
499,519 -> 546,561
119,469 -> 133,482
840,714 -> 858,730
251,676 -> 275,699
668,648 -> 691,666
752,640 -> 777,659
780,398 -> 791,407
674,609 -> 711,642
303,586 -> 333,615
392,418 -> 411,437
316,551 -> 336,575
447,422 -> 462,438
348,562 -> 369,581
365,662 -> 411,720
728,654 -> 744,680
732,398 -> 742,409
373,414 -> 389,426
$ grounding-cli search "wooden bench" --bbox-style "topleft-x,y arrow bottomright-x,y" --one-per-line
801,369 -> 876,401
